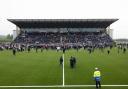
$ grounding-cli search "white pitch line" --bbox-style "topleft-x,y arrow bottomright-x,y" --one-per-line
0,85 -> 62,88
62,53 -> 65,86
65,85 -> 128,87
0,85 -> 128,88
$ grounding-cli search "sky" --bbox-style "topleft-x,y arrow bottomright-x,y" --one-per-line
0,0 -> 128,39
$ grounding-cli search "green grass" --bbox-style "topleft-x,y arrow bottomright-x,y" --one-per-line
65,48 -> 128,85
1,87 -> 128,89
0,47 -> 128,89
0,50 -> 62,85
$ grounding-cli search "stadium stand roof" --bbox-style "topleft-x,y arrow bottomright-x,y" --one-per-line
8,19 -> 118,28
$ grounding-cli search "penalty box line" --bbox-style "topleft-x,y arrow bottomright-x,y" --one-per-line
0,85 -> 128,87
62,53 -> 65,86
65,85 -> 128,87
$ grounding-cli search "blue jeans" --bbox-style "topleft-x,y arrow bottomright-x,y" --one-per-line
96,81 -> 101,88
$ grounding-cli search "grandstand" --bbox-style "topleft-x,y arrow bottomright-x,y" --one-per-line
8,19 -> 118,48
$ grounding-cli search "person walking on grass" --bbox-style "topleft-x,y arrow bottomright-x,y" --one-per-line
59,56 -> 63,65
93,67 -> 101,89
12,47 -> 16,56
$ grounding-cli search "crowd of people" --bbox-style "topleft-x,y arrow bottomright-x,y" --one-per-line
0,43 -> 10,51
0,31 -> 128,56
14,31 -> 113,48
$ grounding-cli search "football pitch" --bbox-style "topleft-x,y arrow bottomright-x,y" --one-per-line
0,48 -> 128,89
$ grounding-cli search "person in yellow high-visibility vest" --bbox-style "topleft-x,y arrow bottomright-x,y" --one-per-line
93,67 -> 101,88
